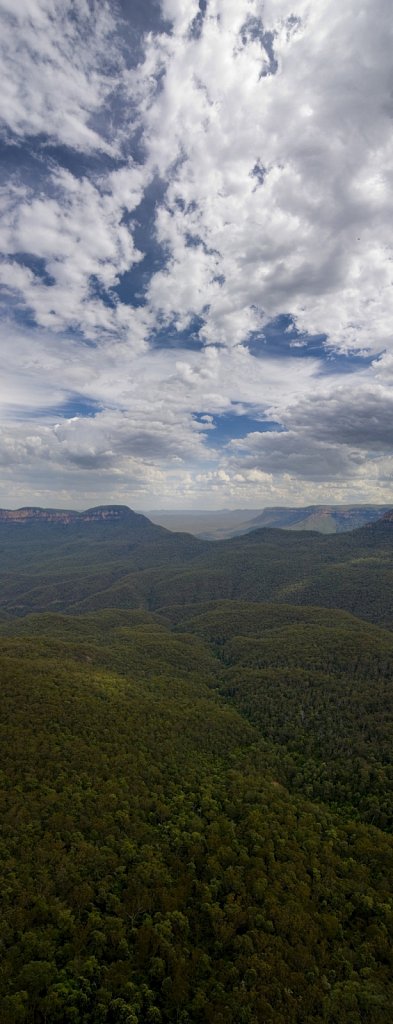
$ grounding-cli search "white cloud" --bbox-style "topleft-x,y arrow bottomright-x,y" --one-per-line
1,0 -> 393,507
0,0 -> 123,153
142,0 -> 393,353
3,313 -> 393,507
0,163 -> 151,339
0,320 -> 321,418
217,366 -> 393,502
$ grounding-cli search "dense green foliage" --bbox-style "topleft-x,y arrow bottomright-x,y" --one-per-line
1,630 -> 393,1024
1,511 -> 393,1021
174,602 -> 393,829
4,601 -> 393,832
1,513 -> 393,624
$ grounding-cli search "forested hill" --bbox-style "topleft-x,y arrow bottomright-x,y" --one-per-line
2,600 -> 393,1022
1,504 -> 393,625
0,503 -> 206,572
0,503 -> 203,550
2,507 -> 393,1021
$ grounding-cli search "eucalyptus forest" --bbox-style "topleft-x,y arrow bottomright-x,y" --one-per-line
1,506 -> 393,1023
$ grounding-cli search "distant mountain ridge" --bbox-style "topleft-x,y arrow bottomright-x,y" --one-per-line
0,504 -> 147,525
148,503 -> 391,538
379,509 -> 393,525
148,508 -> 259,540
243,504 -> 391,535
3,502 -> 390,535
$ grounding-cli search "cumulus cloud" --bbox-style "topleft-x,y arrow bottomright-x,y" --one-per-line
0,321 -> 321,419
144,0 -> 393,353
0,0 -> 124,152
1,0 -> 393,507
219,366 -> 393,504
0,163 -> 152,340
278,384 -> 393,452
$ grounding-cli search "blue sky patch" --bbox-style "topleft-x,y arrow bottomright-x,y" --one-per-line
12,254 -> 55,287
151,316 -> 206,351
115,177 -> 169,307
247,315 -> 327,359
43,395 -> 103,420
194,410 -> 284,448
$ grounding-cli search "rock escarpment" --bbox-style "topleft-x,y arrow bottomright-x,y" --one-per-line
0,505 -> 136,525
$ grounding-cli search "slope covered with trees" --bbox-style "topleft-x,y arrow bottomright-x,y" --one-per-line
1,508 -> 393,1022
1,506 -> 393,625
1,628 -> 393,1024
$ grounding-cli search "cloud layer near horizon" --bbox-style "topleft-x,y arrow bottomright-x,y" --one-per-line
0,0 -> 392,509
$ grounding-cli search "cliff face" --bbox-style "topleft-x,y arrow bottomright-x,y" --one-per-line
244,504 -> 390,535
0,505 -> 135,525
378,509 -> 393,524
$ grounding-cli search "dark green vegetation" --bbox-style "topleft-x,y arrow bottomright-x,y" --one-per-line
1,507 -> 393,1022
2,506 -> 393,625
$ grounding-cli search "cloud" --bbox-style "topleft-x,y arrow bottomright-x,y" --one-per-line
2,314 -> 391,508
0,320 -> 322,420
227,430 -> 366,483
0,318 -> 326,505
221,367 -> 393,502
143,0 -> 393,353
3,0 -> 393,353
0,163 -> 151,339
0,0 -> 125,153
1,0 -> 393,508
279,383 -> 393,452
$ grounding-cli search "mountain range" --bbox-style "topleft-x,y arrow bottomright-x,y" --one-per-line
1,503 -> 393,625
149,504 -> 391,539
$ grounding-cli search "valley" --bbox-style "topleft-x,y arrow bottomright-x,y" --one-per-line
1,506 -> 393,1022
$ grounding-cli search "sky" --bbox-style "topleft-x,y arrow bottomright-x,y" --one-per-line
0,0 -> 393,511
